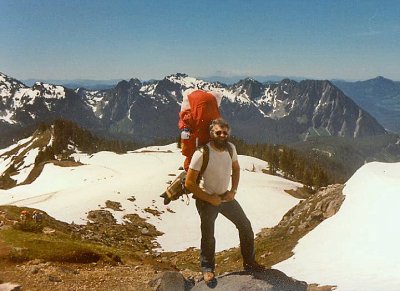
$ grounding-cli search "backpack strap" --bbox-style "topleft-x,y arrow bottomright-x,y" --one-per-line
226,143 -> 233,159
196,145 -> 209,184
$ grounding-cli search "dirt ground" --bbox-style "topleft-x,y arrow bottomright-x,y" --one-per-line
0,235 -> 200,291
0,259 -> 167,291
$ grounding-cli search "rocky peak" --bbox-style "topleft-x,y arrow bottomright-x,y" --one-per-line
364,76 -> 397,91
113,79 -> 142,96
373,75 -> 393,83
0,72 -> 28,97
168,72 -> 189,79
274,79 -> 298,97
154,76 -> 183,97
115,80 -> 130,91
231,78 -> 264,101
128,78 -> 142,88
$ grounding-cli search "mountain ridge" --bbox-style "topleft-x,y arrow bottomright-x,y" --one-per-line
1,72 -> 387,146
333,76 -> 400,133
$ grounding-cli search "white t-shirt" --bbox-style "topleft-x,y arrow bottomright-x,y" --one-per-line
189,142 -> 238,195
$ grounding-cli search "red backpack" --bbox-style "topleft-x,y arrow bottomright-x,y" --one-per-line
179,90 -> 221,170
160,90 -> 223,205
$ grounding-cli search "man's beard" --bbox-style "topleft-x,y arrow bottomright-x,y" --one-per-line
212,136 -> 228,150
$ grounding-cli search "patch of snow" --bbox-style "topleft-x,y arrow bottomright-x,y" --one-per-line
140,83 -> 156,95
275,162 -> 400,290
82,90 -> 106,117
0,143 -> 300,253
0,156 -> 13,175
354,109 -> 363,138
10,83 -> 66,110
266,97 -> 291,120
0,109 -> 16,124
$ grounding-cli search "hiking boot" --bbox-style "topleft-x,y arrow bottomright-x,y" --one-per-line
203,271 -> 215,282
243,261 -> 266,272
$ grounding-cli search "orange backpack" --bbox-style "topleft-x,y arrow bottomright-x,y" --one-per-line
179,90 -> 221,170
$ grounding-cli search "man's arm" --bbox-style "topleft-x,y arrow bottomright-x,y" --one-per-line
223,160 -> 240,201
185,168 -> 221,206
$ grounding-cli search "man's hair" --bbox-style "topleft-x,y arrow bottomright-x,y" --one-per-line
209,118 -> 230,133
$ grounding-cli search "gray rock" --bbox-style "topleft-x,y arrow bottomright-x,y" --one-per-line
48,275 -> 62,283
30,266 -> 40,274
192,269 -> 307,291
149,271 -> 193,291
150,269 -> 307,291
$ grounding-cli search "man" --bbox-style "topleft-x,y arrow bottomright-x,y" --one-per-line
185,118 -> 264,282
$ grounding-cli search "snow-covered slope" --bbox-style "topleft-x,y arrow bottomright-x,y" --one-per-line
0,143 -> 301,252
274,161 -> 400,290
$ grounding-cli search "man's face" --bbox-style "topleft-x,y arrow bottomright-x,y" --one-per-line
210,124 -> 229,148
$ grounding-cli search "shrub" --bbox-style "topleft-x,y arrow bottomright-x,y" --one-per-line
12,221 -> 44,233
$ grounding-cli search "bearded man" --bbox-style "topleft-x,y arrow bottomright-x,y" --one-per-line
185,118 -> 264,282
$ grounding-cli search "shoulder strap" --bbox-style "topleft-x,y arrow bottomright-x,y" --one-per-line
197,145 -> 209,184
226,143 -> 233,159
200,145 -> 209,174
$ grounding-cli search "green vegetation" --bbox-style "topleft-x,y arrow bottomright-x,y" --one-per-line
290,133 -> 400,182
1,228 -> 105,263
231,137 -> 330,191
47,119 -> 141,156
0,206 -> 139,265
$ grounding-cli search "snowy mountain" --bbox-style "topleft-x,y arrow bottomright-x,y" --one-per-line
0,72 -> 386,146
274,161 -> 400,290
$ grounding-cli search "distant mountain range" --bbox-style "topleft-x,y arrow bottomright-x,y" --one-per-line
21,79 -> 121,90
200,74 -> 307,84
333,76 -> 400,133
0,72 -> 388,147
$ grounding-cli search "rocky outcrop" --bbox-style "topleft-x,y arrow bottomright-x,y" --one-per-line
149,269 -> 307,291
279,184 -> 345,234
71,210 -> 162,252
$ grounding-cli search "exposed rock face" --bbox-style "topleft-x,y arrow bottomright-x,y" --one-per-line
149,270 -> 307,291
279,184 -> 345,234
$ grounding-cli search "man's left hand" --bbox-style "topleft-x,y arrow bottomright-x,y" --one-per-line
222,190 -> 236,202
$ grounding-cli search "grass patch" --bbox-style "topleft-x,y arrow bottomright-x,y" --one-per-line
0,227 -> 122,264
0,206 -> 134,264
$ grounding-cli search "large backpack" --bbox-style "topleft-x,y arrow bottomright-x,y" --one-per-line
160,143 -> 233,205
179,89 -> 222,171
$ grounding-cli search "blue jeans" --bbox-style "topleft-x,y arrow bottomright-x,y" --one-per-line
195,199 -> 255,272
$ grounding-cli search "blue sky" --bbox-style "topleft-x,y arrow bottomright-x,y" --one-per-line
1,0 -> 400,81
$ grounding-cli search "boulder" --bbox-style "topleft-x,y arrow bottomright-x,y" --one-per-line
150,269 -> 307,291
149,271 -> 194,291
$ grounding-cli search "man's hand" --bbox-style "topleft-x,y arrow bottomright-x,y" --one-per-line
207,194 -> 222,206
222,189 -> 236,202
